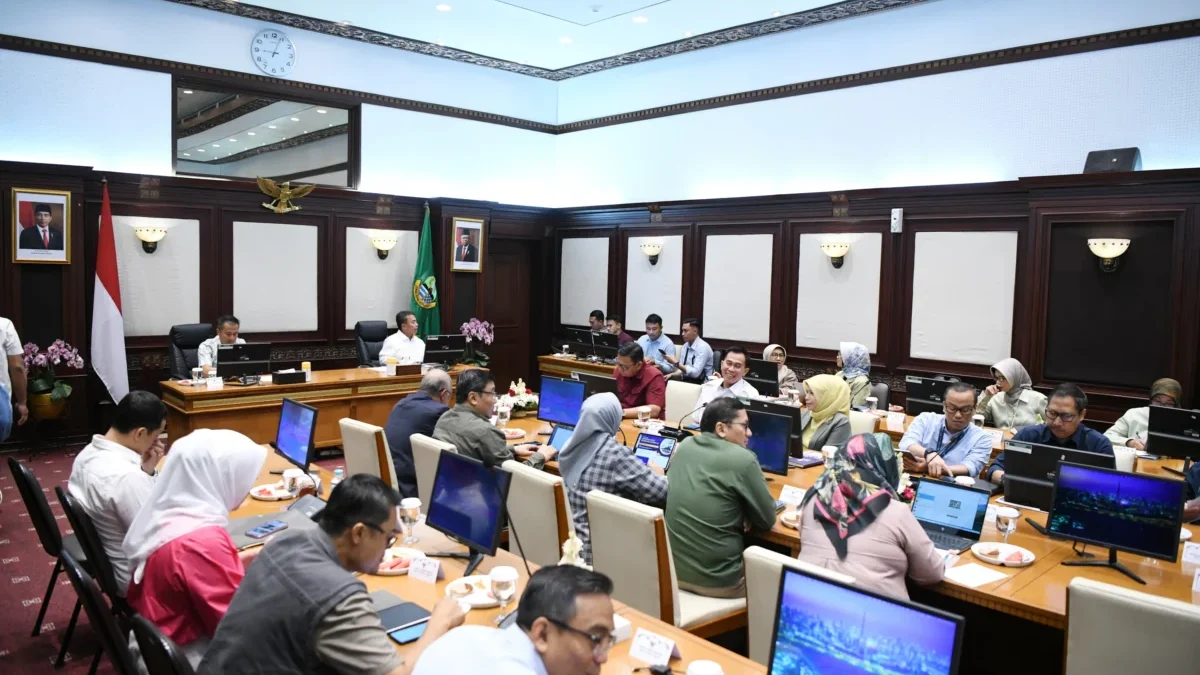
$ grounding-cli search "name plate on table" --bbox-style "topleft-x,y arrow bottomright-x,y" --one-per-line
628,627 -> 681,667
886,412 -> 906,432
987,429 -> 1006,446
409,558 -> 444,584
1181,542 -> 1200,565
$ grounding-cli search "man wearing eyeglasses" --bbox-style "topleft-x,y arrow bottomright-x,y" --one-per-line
613,342 -> 665,419
900,382 -> 994,478
413,565 -> 616,675
433,368 -> 557,469
986,382 -> 1112,484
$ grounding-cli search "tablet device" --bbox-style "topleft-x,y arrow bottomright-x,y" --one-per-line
379,602 -> 431,632
633,432 -> 676,469
547,425 -> 574,450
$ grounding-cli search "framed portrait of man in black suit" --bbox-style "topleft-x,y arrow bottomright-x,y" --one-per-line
12,188 -> 71,264
450,217 -> 484,273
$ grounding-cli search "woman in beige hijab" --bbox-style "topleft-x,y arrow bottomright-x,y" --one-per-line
763,344 -> 799,392
1105,378 -> 1182,451
976,358 -> 1046,430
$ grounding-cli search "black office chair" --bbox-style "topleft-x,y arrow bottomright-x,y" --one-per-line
168,323 -> 214,380
132,614 -> 196,675
60,550 -> 138,675
870,381 -> 891,409
57,487 -> 132,620
7,457 -> 88,667
355,320 -> 389,367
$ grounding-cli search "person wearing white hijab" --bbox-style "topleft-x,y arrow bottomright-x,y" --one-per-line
763,344 -> 800,392
559,393 -> 667,565
123,429 -> 267,669
976,358 -> 1046,430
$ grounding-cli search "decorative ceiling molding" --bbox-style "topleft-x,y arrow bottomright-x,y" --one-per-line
162,0 -> 932,81
192,124 -> 349,164
178,96 -> 274,137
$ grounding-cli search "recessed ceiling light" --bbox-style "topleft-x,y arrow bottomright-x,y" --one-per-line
559,37 -> 573,44
338,20 -> 351,25
316,109 -> 327,114
247,131 -> 256,136
683,31 -> 692,37
328,123 -> 334,127
183,153 -> 191,156
268,125 -> 277,129
197,148 -> 205,152
290,117 -> 300,121
182,89 -> 193,94
436,3 -> 452,10
633,16 -> 648,23
212,143 -> 220,147
773,11 -> 781,17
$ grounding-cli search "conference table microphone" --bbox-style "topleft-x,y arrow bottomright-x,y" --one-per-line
660,402 -> 708,441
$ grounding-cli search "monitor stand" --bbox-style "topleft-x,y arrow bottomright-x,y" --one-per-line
1061,548 -> 1146,585
1163,457 -> 1192,478
427,550 -> 486,576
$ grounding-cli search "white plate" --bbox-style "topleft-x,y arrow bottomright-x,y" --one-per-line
249,483 -> 294,501
779,511 -> 799,530
1182,528 -> 1193,542
445,575 -> 498,609
502,428 -> 526,440
971,542 -> 1035,568
373,547 -> 426,576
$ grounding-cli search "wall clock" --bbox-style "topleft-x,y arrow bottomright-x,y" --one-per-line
252,29 -> 296,77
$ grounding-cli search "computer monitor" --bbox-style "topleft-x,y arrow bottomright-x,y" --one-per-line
911,478 -> 990,540
747,377 -> 780,398
1147,404 -> 1200,468
768,566 -> 964,675
216,342 -> 271,378
272,398 -> 318,474
563,328 -> 618,358
571,371 -> 619,398
424,334 -> 466,365
905,375 -> 961,416
746,409 -> 793,476
746,358 -> 778,382
633,432 -> 677,470
1048,462 -> 1186,584
744,399 -> 803,436
1003,440 -> 1116,483
424,451 -> 513,576
537,376 -> 586,427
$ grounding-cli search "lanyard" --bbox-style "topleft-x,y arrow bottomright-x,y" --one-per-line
932,423 -> 965,458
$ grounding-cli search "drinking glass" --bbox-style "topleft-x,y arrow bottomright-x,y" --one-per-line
496,405 -> 512,428
490,566 -> 519,611
399,498 -> 422,545
865,396 -> 878,411
637,406 -> 651,424
995,507 -> 1019,544
972,414 -> 985,428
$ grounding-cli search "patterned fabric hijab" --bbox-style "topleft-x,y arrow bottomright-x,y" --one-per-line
799,433 -> 901,559
839,342 -> 871,380
990,358 -> 1033,405
1151,378 -> 1183,406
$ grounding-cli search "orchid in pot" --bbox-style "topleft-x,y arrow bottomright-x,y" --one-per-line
24,340 -> 86,419
460,318 -> 494,367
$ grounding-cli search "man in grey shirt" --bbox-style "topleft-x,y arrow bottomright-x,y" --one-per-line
433,369 -> 557,469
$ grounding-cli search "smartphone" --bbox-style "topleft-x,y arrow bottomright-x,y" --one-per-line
246,519 -> 289,539
774,500 -> 786,513
387,618 -> 430,645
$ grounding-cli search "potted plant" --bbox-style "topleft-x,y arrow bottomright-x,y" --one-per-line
24,340 -> 85,420
460,318 -> 494,367
498,379 -> 539,418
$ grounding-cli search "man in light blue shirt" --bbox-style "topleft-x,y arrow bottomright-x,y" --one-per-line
663,317 -> 713,384
413,565 -> 616,675
899,382 -> 993,478
636,313 -> 677,375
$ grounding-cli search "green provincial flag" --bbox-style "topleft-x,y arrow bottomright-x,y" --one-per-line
410,204 -> 441,338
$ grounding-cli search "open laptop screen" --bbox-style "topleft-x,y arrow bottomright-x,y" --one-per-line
911,479 -> 989,537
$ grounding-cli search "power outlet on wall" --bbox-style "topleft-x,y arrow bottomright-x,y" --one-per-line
890,208 -> 904,233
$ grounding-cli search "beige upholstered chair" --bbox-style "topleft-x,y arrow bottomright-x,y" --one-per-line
586,490 -> 746,637
339,419 -> 398,492
501,460 -> 573,567
665,380 -> 702,424
409,434 -> 456,506
743,546 -> 856,665
1065,577 -> 1200,675
848,410 -> 877,436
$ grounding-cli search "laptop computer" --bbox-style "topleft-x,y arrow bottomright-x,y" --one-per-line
909,478 -> 991,553
547,425 -> 574,450
633,432 -> 676,470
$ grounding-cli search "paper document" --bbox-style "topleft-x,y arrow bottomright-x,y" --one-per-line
944,562 -> 1009,588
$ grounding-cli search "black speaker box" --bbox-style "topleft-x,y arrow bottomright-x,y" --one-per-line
1084,147 -> 1141,173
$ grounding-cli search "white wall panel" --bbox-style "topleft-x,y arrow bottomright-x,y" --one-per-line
796,233 -> 881,352
625,236 -> 683,333
233,221 -> 319,332
111,216 -> 200,337
702,234 -> 773,343
560,238 -> 609,325
910,231 -> 1018,366
344,228 -> 418,330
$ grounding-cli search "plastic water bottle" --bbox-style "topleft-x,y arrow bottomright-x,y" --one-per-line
330,468 -> 344,489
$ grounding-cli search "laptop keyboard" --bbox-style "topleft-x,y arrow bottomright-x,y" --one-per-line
926,531 -> 973,552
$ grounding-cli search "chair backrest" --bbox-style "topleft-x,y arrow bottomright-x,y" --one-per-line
355,321 -> 389,366
586,490 -> 679,626
132,614 -> 196,675
7,457 -> 63,557
410,434 -> 456,507
60,550 -> 138,675
339,419 -> 398,491
168,323 -> 214,380
664,380 -> 702,424
848,410 -> 876,436
869,381 -> 890,409
56,486 -> 124,605
742,546 -> 857,666
501,461 -> 572,567
1065,577 -> 1200,675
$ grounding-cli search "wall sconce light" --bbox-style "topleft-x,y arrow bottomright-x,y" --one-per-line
1087,238 -> 1130,273
640,239 -> 664,265
370,233 -> 400,260
820,242 -> 851,269
133,226 -> 167,254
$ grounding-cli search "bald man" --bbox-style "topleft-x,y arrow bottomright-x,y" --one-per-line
384,370 -> 453,498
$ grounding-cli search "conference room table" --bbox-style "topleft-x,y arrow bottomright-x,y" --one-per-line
502,417 -> 1200,631
160,365 -> 476,450
230,451 -> 766,674
537,353 -> 615,380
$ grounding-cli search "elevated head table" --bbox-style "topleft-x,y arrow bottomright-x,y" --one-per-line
162,365 -> 476,449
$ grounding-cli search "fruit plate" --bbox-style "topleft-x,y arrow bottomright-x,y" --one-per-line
373,547 -> 426,576
970,542 -> 1035,568
1182,528 -> 1193,542
250,483 -> 294,501
445,575 -> 498,609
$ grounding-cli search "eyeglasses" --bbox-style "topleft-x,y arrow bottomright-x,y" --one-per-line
364,522 -> 398,548
615,360 -> 637,372
1045,409 -> 1077,423
1150,395 -> 1177,407
546,617 -> 616,656
943,403 -> 974,417
725,421 -> 751,431
479,389 -> 497,398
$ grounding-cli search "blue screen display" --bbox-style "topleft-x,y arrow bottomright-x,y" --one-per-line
276,399 -> 316,470
548,425 -> 575,450
425,452 -> 511,554
388,621 -> 428,645
911,480 -> 988,536
1048,463 -> 1184,559
634,433 -> 676,469
770,569 -> 960,675
746,409 -> 791,475
538,377 -> 586,426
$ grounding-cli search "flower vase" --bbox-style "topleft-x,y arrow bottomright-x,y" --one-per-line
29,392 -> 68,420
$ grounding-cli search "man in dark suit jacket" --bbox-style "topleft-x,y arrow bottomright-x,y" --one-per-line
18,204 -> 64,251
384,370 -> 452,498
454,232 -> 478,263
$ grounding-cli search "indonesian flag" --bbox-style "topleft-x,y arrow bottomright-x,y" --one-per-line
91,184 -> 129,402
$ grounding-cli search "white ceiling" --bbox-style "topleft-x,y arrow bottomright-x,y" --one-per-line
176,95 -> 348,162
250,0 -> 838,70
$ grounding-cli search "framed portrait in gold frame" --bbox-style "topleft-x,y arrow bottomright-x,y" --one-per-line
450,217 -> 485,274
12,188 -> 71,264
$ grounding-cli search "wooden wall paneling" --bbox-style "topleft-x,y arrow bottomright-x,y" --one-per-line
489,206 -> 553,379
332,213 -> 422,341
616,223 -> 694,339
693,221 -> 785,353
438,203 -> 491,329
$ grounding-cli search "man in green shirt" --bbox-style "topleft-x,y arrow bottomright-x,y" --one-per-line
665,397 -> 777,598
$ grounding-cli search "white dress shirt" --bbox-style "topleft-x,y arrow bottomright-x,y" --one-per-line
0,316 -> 21,396
379,331 -> 425,363
692,377 -> 760,423
196,336 -> 246,368
67,435 -> 155,593
412,625 -> 548,675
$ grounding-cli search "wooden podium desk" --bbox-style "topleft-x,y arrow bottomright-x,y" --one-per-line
161,365 -> 475,449
537,354 -> 614,380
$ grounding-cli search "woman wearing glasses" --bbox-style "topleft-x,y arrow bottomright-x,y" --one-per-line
1104,377 -> 1183,451
975,358 -> 1047,430
799,374 -> 852,452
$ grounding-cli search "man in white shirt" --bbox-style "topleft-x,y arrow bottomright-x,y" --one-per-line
692,346 -> 759,423
0,316 -> 29,441
197,315 -> 246,376
379,311 -> 425,364
68,390 -> 168,593
413,565 -> 616,675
